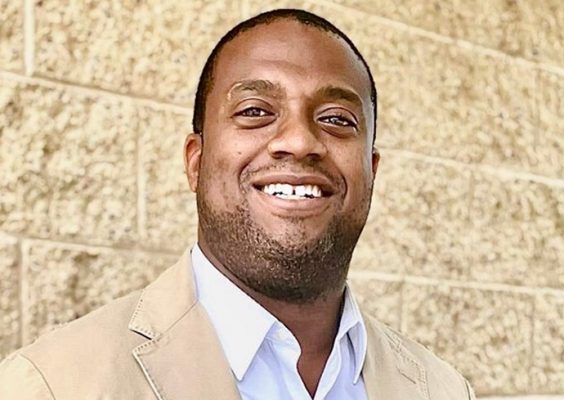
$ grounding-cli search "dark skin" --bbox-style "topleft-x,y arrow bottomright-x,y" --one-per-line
184,19 -> 379,397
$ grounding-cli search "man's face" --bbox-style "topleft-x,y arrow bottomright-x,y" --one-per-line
185,19 -> 378,303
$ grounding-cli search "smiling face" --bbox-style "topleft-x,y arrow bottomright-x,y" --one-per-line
185,19 -> 379,303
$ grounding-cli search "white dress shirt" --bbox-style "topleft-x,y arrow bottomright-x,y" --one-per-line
191,244 -> 368,400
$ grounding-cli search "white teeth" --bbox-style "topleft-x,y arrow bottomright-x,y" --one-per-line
281,184 -> 293,196
263,184 -> 276,195
304,185 -> 317,198
261,183 -> 324,199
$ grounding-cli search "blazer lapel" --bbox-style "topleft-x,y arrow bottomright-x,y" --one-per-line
128,250 -> 240,400
362,313 -> 430,400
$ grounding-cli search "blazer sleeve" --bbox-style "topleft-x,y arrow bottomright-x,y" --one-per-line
0,353 -> 55,399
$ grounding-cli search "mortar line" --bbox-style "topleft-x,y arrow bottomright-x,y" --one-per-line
16,238 -> 24,348
379,148 -> 564,188
0,70 -> 193,115
466,172 -> 476,265
529,294 -> 536,389
314,0 -> 564,77
8,234 -> 181,258
136,123 -> 147,243
19,241 -> 29,346
23,0 -> 34,76
348,270 -> 564,297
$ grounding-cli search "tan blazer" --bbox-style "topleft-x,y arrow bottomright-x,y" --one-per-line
0,250 -> 475,399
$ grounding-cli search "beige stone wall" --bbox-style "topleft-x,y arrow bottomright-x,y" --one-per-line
0,0 -> 562,397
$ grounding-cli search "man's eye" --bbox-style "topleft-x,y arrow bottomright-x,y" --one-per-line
320,115 -> 357,128
235,107 -> 271,117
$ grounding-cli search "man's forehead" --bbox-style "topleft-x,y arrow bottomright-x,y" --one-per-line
213,19 -> 372,102
219,19 -> 353,64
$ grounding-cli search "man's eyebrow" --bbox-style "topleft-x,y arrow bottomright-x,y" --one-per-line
316,85 -> 363,108
228,79 -> 285,98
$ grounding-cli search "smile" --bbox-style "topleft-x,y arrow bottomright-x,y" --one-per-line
261,183 -> 323,200
250,173 -> 337,216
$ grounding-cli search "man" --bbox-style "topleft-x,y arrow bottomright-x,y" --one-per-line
0,9 -> 475,399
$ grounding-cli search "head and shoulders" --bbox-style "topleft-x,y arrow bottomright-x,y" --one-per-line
0,8 -> 473,399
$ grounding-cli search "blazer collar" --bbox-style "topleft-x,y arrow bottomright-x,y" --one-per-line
128,249 -> 240,400
127,249 -> 429,400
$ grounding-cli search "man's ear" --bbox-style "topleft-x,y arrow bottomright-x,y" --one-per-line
184,133 -> 203,192
371,147 -> 380,180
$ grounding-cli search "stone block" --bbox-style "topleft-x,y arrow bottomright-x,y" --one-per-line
402,284 -> 533,395
0,233 -> 20,359
329,0 -> 534,60
34,0 -> 243,105
398,38 -> 538,173
0,78 -> 137,244
348,276 -> 402,329
349,20 -> 412,148
535,71 -> 564,179
531,294 -> 564,393
353,151 -> 471,279
520,0 -> 564,66
0,0 -> 23,72
468,172 -> 564,289
140,108 -> 197,252
22,241 -> 177,344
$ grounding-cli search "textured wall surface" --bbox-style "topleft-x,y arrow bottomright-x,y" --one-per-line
0,0 -> 562,398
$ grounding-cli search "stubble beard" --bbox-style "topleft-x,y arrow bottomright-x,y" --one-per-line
196,186 -> 372,304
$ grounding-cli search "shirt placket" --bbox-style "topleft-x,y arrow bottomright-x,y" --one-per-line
313,334 -> 343,400
270,324 -> 312,400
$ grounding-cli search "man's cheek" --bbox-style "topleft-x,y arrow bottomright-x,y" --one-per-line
215,156 -> 230,174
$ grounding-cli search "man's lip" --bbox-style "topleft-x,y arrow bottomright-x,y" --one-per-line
251,173 -> 337,196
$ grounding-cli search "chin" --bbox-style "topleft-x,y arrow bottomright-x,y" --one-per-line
260,219 -> 333,245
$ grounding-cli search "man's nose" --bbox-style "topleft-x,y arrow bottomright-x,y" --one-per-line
266,116 -> 328,161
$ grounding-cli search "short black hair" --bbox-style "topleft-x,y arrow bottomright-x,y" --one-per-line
192,8 -> 377,141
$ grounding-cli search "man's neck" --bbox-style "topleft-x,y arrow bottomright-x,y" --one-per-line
197,240 -> 345,395
198,240 -> 344,350
254,289 -> 344,352
257,289 -> 344,397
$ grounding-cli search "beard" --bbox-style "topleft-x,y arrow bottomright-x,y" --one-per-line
196,179 -> 372,304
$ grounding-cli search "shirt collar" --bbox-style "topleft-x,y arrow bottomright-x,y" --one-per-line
191,244 -> 367,382
339,285 -> 368,383
191,244 -> 276,380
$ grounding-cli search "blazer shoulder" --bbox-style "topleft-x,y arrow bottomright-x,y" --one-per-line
364,315 -> 475,400
0,290 -> 147,398
23,289 -> 143,357
0,352 -> 55,399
